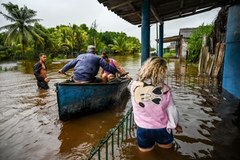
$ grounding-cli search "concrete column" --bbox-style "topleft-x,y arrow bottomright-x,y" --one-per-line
156,23 -> 159,54
158,23 -> 164,57
223,2 -> 240,98
141,0 -> 150,65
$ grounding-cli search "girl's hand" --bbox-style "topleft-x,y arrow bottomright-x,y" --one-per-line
175,125 -> 183,134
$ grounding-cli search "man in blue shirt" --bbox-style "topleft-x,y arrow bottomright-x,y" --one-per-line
58,45 -> 120,83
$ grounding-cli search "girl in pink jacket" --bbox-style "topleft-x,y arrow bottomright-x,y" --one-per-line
130,56 -> 182,152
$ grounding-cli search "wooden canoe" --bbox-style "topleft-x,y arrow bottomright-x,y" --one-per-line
56,78 -> 131,121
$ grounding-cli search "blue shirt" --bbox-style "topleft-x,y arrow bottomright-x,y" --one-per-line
61,53 -> 118,82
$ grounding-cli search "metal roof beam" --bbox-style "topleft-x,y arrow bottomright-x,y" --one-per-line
151,5 -> 162,23
109,0 -> 135,10
164,5 -> 215,21
179,0 -> 184,15
121,11 -> 139,18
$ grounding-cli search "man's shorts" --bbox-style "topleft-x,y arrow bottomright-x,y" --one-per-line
137,127 -> 173,149
37,81 -> 49,89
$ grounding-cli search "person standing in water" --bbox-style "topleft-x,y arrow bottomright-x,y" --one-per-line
33,53 -> 50,89
130,56 -> 182,152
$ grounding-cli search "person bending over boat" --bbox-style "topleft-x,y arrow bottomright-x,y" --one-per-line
100,52 -> 131,82
58,45 -> 121,83
131,56 -> 183,152
33,53 -> 50,89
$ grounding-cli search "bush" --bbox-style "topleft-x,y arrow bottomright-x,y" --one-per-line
188,24 -> 213,63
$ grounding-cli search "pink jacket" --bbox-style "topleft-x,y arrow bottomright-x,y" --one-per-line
130,80 -> 179,130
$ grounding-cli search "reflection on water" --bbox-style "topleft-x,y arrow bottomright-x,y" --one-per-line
0,55 -> 240,160
0,62 -> 19,71
0,70 -> 60,160
58,89 -> 130,159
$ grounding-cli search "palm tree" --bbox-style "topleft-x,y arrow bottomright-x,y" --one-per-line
88,20 -> 97,46
111,34 -> 129,54
0,2 -> 43,56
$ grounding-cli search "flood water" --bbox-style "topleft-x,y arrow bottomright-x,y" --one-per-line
0,55 -> 240,160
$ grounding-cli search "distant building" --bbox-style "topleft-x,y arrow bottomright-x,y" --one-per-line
178,28 -> 197,59
167,42 -> 176,50
179,28 -> 197,38
158,27 -> 197,60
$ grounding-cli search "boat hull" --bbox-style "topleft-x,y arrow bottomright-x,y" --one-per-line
56,79 -> 131,121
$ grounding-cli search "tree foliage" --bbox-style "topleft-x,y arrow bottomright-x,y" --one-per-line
188,24 -> 213,63
0,2 -> 43,56
0,3 -> 141,61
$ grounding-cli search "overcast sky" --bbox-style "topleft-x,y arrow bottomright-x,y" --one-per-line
0,0 -> 220,48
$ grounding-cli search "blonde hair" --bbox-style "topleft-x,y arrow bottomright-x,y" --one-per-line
137,57 -> 167,86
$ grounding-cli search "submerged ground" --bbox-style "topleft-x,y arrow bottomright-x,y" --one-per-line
0,55 -> 239,160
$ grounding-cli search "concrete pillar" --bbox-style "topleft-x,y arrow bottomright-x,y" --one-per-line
223,2 -> 240,98
156,23 -> 159,54
158,23 -> 164,57
141,0 -> 150,65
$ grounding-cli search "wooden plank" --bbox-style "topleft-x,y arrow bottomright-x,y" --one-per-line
198,47 -> 203,74
211,43 -> 220,77
198,46 -> 209,74
204,47 -> 210,73
206,54 -> 215,76
212,43 -> 225,77
163,35 -> 181,42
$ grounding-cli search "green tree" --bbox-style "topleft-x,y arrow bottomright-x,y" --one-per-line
188,24 -> 213,63
125,36 -> 140,54
99,31 -> 140,55
0,2 -> 43,57
47,27 -> 62,55
33,23 -> 53,55
99,31 -> 115,45
88,20 -> 97,46
111,33 -> 129,54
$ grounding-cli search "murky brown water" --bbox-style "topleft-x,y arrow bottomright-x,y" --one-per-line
0,55 -> 240,160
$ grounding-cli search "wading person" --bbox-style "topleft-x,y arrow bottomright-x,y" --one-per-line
58,45 -> 121,83
33,53 -> 50,89
100,52 -> 130,82
130,56 -> 183,152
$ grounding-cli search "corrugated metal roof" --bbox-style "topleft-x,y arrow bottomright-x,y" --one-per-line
97,0 -> 238,25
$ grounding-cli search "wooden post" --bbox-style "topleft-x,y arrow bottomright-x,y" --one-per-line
179,35 -> 183,62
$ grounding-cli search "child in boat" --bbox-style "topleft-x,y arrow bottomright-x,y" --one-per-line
100,51 -> 130,82
130,56 -> 182,152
